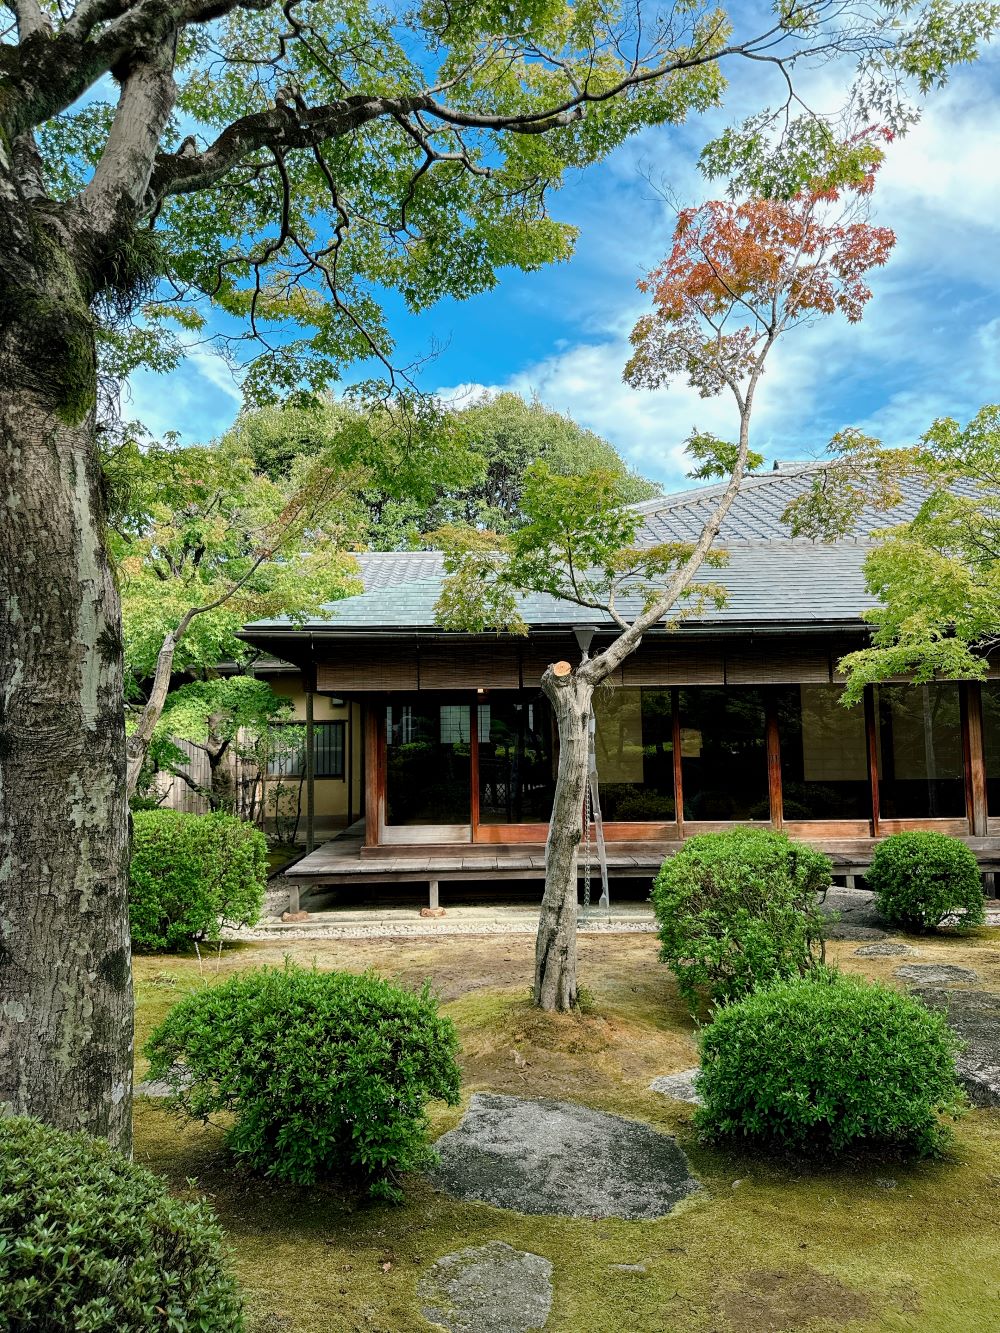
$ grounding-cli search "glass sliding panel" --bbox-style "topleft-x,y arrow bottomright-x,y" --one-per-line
874,683 -> 965,819
477,695 -> 556,824
385,702 -> 471,825
776,685 -> 870,820
678,687 -> 768,821
985,683 -> 1000,816
593,688 -> 675,821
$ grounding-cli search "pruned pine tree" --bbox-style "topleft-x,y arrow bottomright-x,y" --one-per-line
437,154 -> 896,1008
0,0 -> 993,1143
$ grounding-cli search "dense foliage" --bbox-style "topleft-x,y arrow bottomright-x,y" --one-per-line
144,965 -> 461,1200
867,831 -> 986,931
129,810 -> 267,952
652,828 -> 831,1008
784,405 -> 1000,696
0,1117 -> 243,1331
696,972 -> 966,1157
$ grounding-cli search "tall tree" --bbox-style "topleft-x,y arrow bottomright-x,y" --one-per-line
438,152 -> 895,1008
0,0 -> 992,1145
109,429 -> 364,797
783,404 -> 1000,699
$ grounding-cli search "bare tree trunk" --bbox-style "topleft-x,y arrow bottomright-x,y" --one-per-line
535,668 -> 592,1011
0,339 -> 133,1148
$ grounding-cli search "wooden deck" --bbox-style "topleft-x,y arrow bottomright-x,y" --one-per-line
285,823 -> 1000,910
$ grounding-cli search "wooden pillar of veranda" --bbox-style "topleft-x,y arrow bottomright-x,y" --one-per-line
305,689 -> 316,855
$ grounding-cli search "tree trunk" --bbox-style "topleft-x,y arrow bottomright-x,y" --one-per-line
0,309 -> 134,1148
534,668 -> 592,1011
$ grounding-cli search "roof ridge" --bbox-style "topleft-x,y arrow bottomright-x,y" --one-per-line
627,458 -> 830,515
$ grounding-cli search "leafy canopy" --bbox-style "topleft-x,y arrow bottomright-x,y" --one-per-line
7,0 -> 996,403
784,404 -> 1000,700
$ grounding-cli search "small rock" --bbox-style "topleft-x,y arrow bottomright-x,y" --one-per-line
420,906 -> 447,919
731,1179 -> 744,1191
894,963 -> 980,986
135,1064 -> 192,1099
429,1093 -> 699,1220
854,942 -> 916,957
418,1242 -> 553,1333
874,1178 -> 897,1191
281,910 -> 310,923
649,1069 -> 702,1105
610,1263 -> 648,1275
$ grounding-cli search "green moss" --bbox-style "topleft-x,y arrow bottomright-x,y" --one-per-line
132,933 -> 1000,1331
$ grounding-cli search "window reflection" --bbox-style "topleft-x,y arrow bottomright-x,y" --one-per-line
477,695 -> 556,824
678,687 -> 769,821
776,685 -> 870,820
593,688 -> 675,821
385,702 -> 471,825
875,683 -> 965,819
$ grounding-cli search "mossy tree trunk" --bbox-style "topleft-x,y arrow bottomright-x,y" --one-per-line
0,224 -> 134,1149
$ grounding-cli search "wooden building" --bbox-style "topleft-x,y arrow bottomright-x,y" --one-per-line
238,464 -> 1000,902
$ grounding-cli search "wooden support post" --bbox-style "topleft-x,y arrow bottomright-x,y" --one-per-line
766,696 -> 783,829
428,880 -> 439,910
286,882 -> 301,915
305,690 -> 316,855
963,682 -> 989,837
865,686 -> 881,837
364,703 -> 384,847
672,688 -> 684,838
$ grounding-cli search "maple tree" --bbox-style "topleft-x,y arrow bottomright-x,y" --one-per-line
783,404 -> 1000,698
439,143 -> 896,1009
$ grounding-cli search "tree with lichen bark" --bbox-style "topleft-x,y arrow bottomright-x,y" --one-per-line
0,0 -> 993,1145
436,151 -> 896,1008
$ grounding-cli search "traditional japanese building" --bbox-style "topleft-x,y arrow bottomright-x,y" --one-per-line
238,463 -> 1000,905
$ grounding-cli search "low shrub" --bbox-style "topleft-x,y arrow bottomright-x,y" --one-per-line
695,972 -> 965,1157
0,1117 -> 243,1332
652,827 -> 831,1008
144,963 -> 462,1201
868,831 -> 985,931
129,809 -> 267,952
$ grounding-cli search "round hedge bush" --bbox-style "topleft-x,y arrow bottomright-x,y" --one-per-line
695,972 -> 965,1157
144,963 -> 461,1201
0,1117 -> 243,1332
652,827 -> 831,1008
867,831 -> 985,931
129,809 -> 267,952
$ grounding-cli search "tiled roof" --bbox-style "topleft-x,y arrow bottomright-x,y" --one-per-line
242,463 -> 954,639
631,460 -> 965,545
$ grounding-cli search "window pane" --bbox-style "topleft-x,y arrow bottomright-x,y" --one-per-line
594,688 -> 675,821
314,722 -> 345,779
776,685 -> 871,820
477,695 -> 556,824
678,687 -> 768,821
984,683 -> 1000,816
267,727 -> 305,777
386,703 -> 471,825
875,683 -> 965,818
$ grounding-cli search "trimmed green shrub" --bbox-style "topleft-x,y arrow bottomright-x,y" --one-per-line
868,831 -> 985,931
129,809 -> 267,952
695,972 -> 966,1157
652,827 -> 831,1008
0,1117 -> 243,1332
144,963 -> 461,1201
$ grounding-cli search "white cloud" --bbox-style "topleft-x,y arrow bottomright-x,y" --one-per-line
125,342 -> 242,442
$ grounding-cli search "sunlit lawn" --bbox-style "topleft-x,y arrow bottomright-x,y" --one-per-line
132,928 -> 1000,1333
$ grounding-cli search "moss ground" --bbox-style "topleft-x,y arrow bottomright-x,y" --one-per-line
133,929 -> 1000,1333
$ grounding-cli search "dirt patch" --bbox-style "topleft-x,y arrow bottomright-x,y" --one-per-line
715,1267 -> 871,1332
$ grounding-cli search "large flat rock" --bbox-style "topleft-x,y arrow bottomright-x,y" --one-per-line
909,987 -> 1000,1107
418,1242 -> 553,1333
430,1093 -> 699,1220
649,1069 -> 702,1105
894,963 -> 980,986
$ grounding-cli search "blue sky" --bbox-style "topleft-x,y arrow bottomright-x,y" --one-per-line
128,42 -> 1000,492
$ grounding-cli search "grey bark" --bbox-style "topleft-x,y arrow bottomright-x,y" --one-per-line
0,337 -> 133,1150
535,671 -> 592,1011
